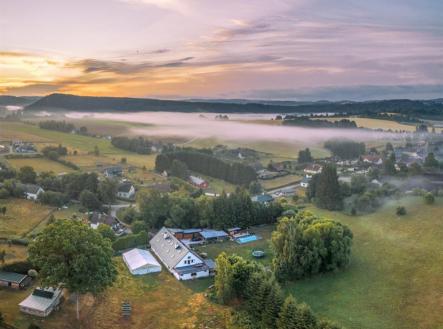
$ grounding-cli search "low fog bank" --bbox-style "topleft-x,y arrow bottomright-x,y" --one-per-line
66,111 -> 400,144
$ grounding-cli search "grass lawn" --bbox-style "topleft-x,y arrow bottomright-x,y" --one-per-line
0,199 -> 53,238
284,197 -> 443,329
6,157 -> 75,174
260,174 -> 302,190
1,259 -> 230,329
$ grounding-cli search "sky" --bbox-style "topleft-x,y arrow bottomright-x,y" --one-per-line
1,0 -> 443,100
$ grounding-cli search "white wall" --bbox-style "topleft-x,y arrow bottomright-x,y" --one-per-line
175,251 -> 203,268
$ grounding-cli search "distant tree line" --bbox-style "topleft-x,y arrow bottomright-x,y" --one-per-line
155,151 -> 257,185
324,139 -> 366,159
137,189 -> 283,230
111,136 -> 153,154
39,120 -> 75,132
283,116 -> 357,129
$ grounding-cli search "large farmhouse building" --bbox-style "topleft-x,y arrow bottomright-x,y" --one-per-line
150,227 -> 210,280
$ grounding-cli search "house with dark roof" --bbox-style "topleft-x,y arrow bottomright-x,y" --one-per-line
20,184 -> 44,200
89,212 -> 127,236
117,182 -> 135,200
0,271 -> 31,289
150,227 -> 210,280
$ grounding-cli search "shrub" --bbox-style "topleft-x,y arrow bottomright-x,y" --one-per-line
28,269 -> 38,278
112,231 -> 148,251
1,260 -> 34,274
396,206 -> 407,216
424,192 -> 435,205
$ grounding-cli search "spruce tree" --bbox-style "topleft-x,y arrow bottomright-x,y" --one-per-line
315,164 -> 343,210
277,295 -> 299,329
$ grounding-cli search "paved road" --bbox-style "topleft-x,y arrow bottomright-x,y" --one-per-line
268,183 -> 300,197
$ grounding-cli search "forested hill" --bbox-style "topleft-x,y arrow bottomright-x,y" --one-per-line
25,93 -> 443,116
0,95 -> 40,106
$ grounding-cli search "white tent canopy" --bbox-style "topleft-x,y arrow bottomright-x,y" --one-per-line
122,248 -> 162,275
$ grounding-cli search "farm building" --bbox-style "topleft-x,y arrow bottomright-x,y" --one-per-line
122,248 -> 162,275
189,176 -> 208,188
150,227 -> 210,280
199,229 -> 229,242
0,271 -> 31,289
117,182 -> 136,199
361,155 -> 383,165
304,164 -> 323,178
227,227 -> 247,237
20,184 -> 44,200
19,287 -> 63,317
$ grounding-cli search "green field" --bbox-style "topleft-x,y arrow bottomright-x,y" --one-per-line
6,157 -> 75,174
189,197 -> 443,329
0,199 -> 53,238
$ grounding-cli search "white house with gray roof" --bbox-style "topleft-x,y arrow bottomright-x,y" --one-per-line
150,227 -> 209,280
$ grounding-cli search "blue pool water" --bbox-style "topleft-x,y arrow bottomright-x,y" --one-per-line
236,234 -> 260,244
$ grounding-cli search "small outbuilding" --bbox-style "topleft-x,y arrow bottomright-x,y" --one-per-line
122,248 -> 162,275
19,287 -> 63,317
0,271 -> 31,289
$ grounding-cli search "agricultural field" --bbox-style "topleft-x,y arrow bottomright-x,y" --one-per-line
6,157 -> 75,174
0,199 -> 53,238
0,259 -> 230,329
324,117 -> 418,132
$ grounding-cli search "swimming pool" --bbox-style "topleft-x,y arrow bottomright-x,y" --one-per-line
236,234 -> 260,244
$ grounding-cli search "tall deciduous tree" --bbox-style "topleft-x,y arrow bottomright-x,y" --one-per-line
28,220 -> 116,320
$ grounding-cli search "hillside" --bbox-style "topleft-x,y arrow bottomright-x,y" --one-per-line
0,95 -> 40,106
24,93 -> 443,116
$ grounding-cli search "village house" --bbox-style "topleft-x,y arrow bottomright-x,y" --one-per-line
150,227 -> 211,280
89,212 -> 127,236
104,166 -> 123,178
116,182 -> 136,200
304,164 -> 322,178
122,248 -> 162,275
20,184 -> 44,200
19,287 -> 63,317
0,271 -> 31,289
189,175 -> 208,189
361,155 -> 383,165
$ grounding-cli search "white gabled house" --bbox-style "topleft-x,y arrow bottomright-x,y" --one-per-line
116,182 -> 136,200
304,164 -> 322,178
21,184 -> 44,200
122,248 -> 161,275
150,227 -> 210,280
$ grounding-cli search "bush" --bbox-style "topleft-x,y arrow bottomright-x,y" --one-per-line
0,188 -> 10,199
424,192 -> 435,205
1,260 -> 34,274
28,269 -> 38,278
396,206 -> 407,216
112,231 -> 148,251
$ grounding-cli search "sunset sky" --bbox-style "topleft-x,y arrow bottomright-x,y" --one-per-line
1,0 -> 442,100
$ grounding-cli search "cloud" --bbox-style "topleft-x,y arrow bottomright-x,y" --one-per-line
120,0 -> 189,14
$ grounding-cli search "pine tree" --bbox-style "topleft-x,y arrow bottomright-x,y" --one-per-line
261,279 -> 284,328
277,295 -> 299,329
295,303 -> 318,329
315,164 -> 343,210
